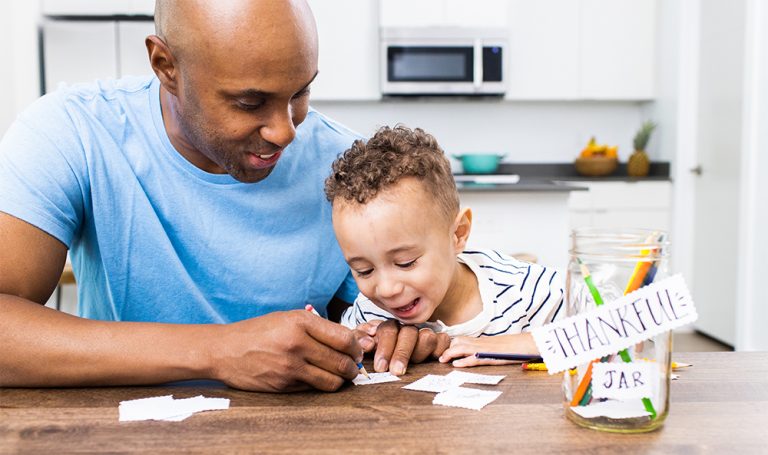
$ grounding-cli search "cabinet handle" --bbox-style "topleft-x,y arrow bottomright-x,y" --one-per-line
690,165 -> 703,176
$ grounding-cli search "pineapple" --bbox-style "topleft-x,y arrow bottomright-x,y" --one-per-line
628,120 -> 656,177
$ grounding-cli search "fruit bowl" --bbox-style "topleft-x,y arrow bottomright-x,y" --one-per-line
574,156 -> 618,177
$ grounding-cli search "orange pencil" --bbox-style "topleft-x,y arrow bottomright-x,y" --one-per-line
570,360 -> 597,406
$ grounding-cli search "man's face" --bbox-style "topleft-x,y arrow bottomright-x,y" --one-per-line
170,30 -> 317,183
332,178 -> 462,324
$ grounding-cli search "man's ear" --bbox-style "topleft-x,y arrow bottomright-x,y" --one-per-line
146,35 -> 179,95
452,207 -> 472,253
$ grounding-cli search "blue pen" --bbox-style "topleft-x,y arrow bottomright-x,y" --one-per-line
305,304 -> 370,379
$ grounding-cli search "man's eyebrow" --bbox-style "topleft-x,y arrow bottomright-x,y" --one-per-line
227,71 -> 320,98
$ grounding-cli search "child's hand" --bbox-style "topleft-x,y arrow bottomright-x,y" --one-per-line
439,334 -> 539,368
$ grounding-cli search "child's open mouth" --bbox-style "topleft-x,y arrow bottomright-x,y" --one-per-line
391,297 -> 421,318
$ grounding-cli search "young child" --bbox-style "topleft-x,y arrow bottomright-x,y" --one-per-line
324,125 -> 564,369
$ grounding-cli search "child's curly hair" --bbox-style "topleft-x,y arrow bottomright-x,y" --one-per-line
325,124 -> 459,222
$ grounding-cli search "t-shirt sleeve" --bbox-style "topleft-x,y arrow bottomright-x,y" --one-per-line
0,93 -> 87,247
521,264 -> 565,331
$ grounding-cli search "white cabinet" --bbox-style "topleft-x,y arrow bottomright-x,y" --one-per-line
580,0 -> 656,100
506,0 -> 656,100
43,20 -> 118,91
566,181 -> 672,233
117,21 -> 155,77
506,0 -> 580,99
43,19 -> 155,91
460,190 -> 572,270
380,0 -> 508,28
308,0 -> 380,100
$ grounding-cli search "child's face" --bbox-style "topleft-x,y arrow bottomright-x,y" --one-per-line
332,178 -> 467,324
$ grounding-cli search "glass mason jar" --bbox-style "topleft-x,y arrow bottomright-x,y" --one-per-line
563,228 -> 671,433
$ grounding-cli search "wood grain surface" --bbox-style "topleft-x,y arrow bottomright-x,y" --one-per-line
1,352 -> 766,454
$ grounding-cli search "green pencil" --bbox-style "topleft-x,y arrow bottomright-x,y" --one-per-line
576,260 -> 657,419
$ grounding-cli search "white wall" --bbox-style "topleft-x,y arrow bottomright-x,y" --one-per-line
313,100 -> 653,165
736,0 -> 768,350
0,0 -> 41,136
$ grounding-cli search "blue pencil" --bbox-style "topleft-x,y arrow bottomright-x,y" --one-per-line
475,352 -> 543,362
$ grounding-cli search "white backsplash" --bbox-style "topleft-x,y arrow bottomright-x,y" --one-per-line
312,100 -> 661,167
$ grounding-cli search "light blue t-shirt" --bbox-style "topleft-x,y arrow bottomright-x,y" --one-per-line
0,76 -> 358,323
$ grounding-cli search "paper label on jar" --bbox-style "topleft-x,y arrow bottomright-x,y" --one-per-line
531,274 -> 697,374
591,362 -> 657,400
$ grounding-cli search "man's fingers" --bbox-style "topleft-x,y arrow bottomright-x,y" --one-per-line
388,325 -> 418,375
297,362 -> 347,392
302,311 -> 363,363
372,319 -> 399,372
433,332 -> 451,358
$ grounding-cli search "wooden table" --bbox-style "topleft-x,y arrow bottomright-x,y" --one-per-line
1,352 -> 766,453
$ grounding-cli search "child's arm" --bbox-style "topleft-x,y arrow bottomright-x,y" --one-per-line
438,333 -> 539,367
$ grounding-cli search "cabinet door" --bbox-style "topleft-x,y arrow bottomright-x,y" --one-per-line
443,0 -> 508,27
117,21 -> 155,77
43,20 -> 118,92
308,0 -> 380,100
506,0 -> 580,100
379,0 -> 445,28
580,0 -> 656,100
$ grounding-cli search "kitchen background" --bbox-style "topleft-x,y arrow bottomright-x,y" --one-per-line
0,0 -> 765,351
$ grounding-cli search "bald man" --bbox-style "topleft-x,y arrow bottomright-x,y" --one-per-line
0,0 -> 449,392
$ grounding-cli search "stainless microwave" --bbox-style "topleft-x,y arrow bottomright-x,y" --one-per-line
380,27 -> 507,96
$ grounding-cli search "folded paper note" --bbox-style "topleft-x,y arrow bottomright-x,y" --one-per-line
118,395 -> 230,422
352,372 -> 401,385
433,386 -> 503,411
570,400 -> 651,419
532,274 -> 697,374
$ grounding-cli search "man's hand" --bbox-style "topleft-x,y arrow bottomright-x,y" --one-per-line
210,310 -> 366,392
355,319 -> 450,375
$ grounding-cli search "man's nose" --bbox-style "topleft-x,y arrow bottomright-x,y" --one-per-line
261,106 -> 297,148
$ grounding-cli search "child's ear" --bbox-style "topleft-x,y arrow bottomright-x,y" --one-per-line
452,207 -> 472,252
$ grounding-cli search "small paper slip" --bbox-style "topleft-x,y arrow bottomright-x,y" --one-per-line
445,370 -> 506,385
569,400 -> 651,419
119,395 -> 230,422
433,386 -> 502,411
403,374 -> 463,393
352,372 -> 401,385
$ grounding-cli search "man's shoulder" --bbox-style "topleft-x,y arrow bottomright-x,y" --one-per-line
295,108 -> 363,151
20,76 -> 155,129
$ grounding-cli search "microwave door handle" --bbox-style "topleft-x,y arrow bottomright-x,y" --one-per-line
473,39 -> 483,91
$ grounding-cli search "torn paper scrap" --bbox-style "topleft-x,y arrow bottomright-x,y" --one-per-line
591,362 -> 657,400
119,395 -> 230,422
570,400 -> 652,419
403,374 -> 463,393
445,370 -> 506,385
433,387 -> 503,411
352,372 -> 401,385
532,274 -> 697,374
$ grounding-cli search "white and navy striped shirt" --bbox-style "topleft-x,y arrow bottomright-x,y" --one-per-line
341,249 -> 564,337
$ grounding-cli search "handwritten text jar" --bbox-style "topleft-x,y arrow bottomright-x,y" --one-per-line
563,228 -> 671,433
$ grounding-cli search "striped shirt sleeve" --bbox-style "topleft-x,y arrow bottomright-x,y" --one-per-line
339,293 -> 395,329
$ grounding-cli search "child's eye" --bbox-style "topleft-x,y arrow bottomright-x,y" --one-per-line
355,269 -> 373,278
395,259 -> 417,269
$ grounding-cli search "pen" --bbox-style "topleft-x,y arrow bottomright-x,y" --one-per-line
474,353 -> 543,362
305,304 -> 370,379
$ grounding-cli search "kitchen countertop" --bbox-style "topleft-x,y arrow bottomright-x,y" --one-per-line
454,161 -> 670,192
456,178 -> 587,192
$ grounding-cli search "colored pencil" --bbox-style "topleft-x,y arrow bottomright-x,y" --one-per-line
474,353 -> 543,362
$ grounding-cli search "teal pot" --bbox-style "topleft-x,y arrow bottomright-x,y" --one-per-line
452,153 -> 506,174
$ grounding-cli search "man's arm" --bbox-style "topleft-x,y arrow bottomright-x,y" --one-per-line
0,213 -> 364,391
